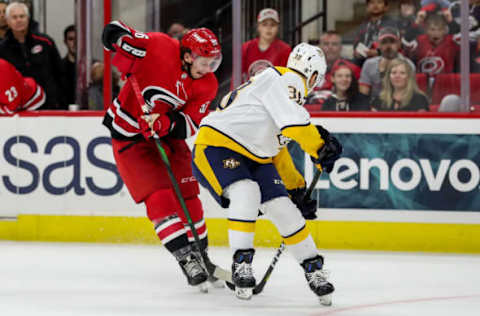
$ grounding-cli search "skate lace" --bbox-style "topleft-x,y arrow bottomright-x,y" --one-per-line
183,256 -> 204,278
234,262 -> 253,279
306,269 -> 330,288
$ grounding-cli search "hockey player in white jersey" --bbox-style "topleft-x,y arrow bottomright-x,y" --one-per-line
192,43 -> 342,304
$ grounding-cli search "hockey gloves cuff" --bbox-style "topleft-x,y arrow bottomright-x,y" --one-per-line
311,125 -> 343,173
112,35 -> 147,79
138,113 -> 174,140
288,188 -> 317,220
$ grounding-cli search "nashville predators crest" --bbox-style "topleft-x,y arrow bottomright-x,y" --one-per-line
223,158 -> 240,169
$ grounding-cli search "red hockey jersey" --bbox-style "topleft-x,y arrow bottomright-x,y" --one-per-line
103,27 -> 218,140
413,34 -> 459,75
0,58 -> 45,115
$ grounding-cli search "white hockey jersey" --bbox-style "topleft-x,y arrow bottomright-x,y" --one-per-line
195,66 -> 326,189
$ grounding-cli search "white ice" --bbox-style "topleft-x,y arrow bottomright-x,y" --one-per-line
1,241 -> 479,316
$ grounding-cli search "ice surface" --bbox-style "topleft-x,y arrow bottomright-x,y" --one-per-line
1,241 -> 479,316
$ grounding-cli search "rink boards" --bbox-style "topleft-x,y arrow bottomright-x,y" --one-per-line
0,112 -> 479,253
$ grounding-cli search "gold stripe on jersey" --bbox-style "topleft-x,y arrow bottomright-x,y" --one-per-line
195,126 -> 273,164
228,219 -> 256,233
272,147 -> 306,191
283,224 -> 310,245
281,124 -> 325,159
193,145 -> 223,196
274,66 -> 308,96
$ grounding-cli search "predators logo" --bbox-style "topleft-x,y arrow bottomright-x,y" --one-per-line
223,158 -> 240,169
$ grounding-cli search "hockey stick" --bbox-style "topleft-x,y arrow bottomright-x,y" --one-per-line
129,75 -> 231,282
226,168 -> 322,294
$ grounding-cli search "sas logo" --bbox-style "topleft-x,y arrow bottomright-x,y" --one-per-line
223,158 -> 240,169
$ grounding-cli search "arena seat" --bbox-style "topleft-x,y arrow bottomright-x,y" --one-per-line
415,73 -> 428,94
431,74 -> 480,105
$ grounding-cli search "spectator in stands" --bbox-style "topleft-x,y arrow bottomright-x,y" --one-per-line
167,22 -> 187,40
371,58 -> 429,111
307,32 -> 361,105
353,0 -> 397,66
0,2 -> 65,109
397,0 -> 419,39
17,0 -> 38,33
359,27 -> 415,99
319,31 -> 361,86
241,8 -> 291,83
87,61 -> 120,110
0,1 -> 7,40
406,13 -> 460,75
471,36 -> 480,72
322,62 -> 370,111
61,24 -> 76,105
0,58 -> 45,115
438,94 -> 462,112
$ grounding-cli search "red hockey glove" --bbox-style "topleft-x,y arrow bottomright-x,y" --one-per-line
112,33 -> 148,79
138,113 -> 173,140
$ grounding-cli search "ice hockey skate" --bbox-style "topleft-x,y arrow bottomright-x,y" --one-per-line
301,255 -> 335,306
231,249 -> 256,300
175,246 -> 209,293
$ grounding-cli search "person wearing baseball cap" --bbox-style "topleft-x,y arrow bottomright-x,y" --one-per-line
359,26 -> 415,98
239,8 -> 291,83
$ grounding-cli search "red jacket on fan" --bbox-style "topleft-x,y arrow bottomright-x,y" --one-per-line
0,58 -> 45,115
409,34 -> 460,75
241,38 -> 291,83
102,24 -> 218,141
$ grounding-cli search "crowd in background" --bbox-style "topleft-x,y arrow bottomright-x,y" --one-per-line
1,0 -> 480,114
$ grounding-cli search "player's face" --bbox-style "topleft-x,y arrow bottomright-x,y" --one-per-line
390,64 -> 408,90
426,23 -> 447,46
319,35 -> 342,63
332,67 -> 352,93
379,37 -> 399,59
257,19 -> 279,42
7,6 -> 29,33
0,3 -> 7,27
188,53 -> 222,79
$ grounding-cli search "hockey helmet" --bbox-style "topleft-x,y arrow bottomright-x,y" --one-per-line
287,43 -> 327,94
181,28 -> 222,72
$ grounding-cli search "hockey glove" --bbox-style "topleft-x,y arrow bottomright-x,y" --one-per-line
288,188 -> 317,220
311,125 -> 343,173
138,113 -> 174,140
111,33 -> 148,79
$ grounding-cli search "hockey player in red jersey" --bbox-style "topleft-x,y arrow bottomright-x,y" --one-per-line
101,21 -> 223,290
0,58 -> 45,115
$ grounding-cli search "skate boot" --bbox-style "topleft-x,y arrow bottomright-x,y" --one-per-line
301,255 -> 335,306
232,249 -> 256,300
174,245 -> 208,292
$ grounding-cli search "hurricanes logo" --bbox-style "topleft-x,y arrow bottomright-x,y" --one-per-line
419,56 -> 445,75
223,158 -> 240,169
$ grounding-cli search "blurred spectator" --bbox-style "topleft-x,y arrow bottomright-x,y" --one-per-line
17,0 -> 38,33
405,13 -> 460,75
0,2 -> 65,109
471,36 -> 480,72
87,62 -> 120,110
61,24 -> 76,105
397,0 -> 419,39
371,58 -> 429,111
240,8 -> 291,83
167,22 -> 187,40
307,32 -> 361,105
438,94 -> 461,112
0,58 -> 45,115
319,31 -> 361,86
353,0 -> 397,66
359,27 -> 415,99
322,63 -> 370,111
0,1 -> 7,40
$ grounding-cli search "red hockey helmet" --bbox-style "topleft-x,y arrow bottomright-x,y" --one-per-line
181,28 -> 222,72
